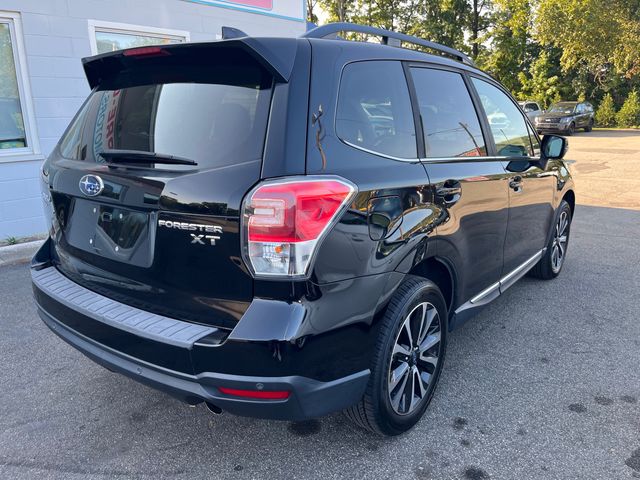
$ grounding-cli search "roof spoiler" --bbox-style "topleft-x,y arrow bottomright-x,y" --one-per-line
82,36 -> 298,88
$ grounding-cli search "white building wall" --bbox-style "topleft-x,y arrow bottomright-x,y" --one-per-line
0,0 -> 305,239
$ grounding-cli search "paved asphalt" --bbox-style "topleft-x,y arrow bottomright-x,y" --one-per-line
1,131 -> 640,479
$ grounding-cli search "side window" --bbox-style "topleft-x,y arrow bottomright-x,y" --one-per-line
471,78 -> 533,157
576,104 -> 584,113
336,61 -> 417,159
59,99 -> 92,160
528,103 -> 539,112
410,68 -> 486,158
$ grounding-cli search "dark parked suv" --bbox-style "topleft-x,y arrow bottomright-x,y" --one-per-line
535,101 -> 594,136
32,23 -> 575,436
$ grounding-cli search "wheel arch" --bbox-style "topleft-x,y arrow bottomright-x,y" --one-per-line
562,189 -> 575,217
407,256 -> 456,317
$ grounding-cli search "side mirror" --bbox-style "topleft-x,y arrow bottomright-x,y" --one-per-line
541,134 -> 568,160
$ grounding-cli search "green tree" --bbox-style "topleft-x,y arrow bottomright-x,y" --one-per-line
536,0 -> 640,80
595,93 -> 617,127
308,0 -> 320,23
469,0 -> 493,59
318,0 -> 355,23
518,50 -> 562,107
616,90 -> 640,127
480,0 -> 534,93
405,0 -> 469,51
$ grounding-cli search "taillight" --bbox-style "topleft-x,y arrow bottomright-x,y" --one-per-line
242,177 -> 356,278
122,46 -> 169,57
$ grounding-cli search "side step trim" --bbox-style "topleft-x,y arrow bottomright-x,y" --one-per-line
32,267 -> 218,348
455,248 -> 546,316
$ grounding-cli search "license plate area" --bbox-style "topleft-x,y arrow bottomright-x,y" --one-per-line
65,199 -> 155,267
98,206 -> 146,249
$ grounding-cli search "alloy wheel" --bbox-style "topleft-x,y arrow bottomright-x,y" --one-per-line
551,210 -> 569,273
387,302 -> 442,415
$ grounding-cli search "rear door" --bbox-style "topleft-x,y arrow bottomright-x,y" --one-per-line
575,103 -> 586,127
469,77 -> 555,280
44,43 -> 293,329
409,66 -> 509,307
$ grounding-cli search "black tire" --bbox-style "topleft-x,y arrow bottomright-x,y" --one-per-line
584,119 -> 594,132
565,123 -> 575,136
530,200 -> 572,280
344,275 -> 447,436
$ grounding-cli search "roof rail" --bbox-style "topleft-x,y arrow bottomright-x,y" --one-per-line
303,22 -> 475,67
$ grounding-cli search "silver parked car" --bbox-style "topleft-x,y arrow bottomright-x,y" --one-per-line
518,100 -> 542,122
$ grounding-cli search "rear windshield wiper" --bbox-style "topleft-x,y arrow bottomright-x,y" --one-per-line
99,149 -> 198,166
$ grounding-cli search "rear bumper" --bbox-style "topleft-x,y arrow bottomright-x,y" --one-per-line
37,306 -> 368,420
31,240 -> 372,421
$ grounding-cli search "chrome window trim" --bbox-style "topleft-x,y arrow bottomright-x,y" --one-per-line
340,139 -> 421,162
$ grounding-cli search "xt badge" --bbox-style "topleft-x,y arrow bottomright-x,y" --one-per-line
158,219 -> 222,246
190,233 -> 220,246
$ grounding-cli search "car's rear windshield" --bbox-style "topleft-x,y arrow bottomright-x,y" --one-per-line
59,63 -> 272,170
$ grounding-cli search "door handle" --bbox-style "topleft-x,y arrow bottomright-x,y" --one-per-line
509,175 -> 523,191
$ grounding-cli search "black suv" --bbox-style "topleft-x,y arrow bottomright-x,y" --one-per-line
535,101 -> 595,136
32,23 -> 575,436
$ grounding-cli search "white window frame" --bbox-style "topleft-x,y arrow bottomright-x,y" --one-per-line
0,11 -> 40,162
87,20 -> 190,56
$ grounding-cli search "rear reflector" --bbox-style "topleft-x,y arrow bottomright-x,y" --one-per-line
122,46 -> 169,57
218,387 -> 290,400
242,177 -> 356,278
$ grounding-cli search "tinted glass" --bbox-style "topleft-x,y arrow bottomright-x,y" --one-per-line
58,65 -> 271,170
527,103 -> 539,111
411,68 -> 486,157
472,78 -> 533,157
336,61 -> 417,159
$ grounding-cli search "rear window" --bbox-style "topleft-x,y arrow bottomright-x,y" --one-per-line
59,64 -> 272,170
336,61 -> 417,159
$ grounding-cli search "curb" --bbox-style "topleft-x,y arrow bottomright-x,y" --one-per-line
0,240 -> 44,267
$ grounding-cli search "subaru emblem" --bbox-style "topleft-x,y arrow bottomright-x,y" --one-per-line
79,174 -> 104,197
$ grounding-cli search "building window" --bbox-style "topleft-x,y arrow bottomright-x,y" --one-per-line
88,20 -> 189,55
0,12 -> 38,157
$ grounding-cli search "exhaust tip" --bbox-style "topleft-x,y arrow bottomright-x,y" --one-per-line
205,402 -> 223,415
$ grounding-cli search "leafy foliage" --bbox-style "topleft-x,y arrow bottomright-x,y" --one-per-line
616,90 -> 640,127
595,94 -> 617,127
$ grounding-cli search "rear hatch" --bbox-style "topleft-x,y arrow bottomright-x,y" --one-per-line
44,41 -> 292,330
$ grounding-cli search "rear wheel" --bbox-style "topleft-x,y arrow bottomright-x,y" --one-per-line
530,200 -> 572,280
584,119 -> 594,132
345,276 -> 447,436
